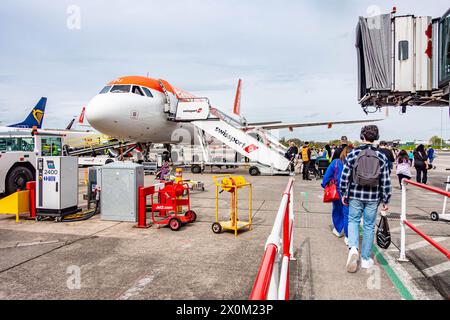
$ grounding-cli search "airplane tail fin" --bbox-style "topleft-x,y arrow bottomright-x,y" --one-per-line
78,107 -> 89,126
9,97 -> 47,129
233,79 -> 242,116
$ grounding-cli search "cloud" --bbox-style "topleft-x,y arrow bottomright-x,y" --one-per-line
0,0 -> 448,140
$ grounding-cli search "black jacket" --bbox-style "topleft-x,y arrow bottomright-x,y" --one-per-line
378,148 -> 395,163
285,146 -> 298,160
332,144 -> 348,161
413,151 -> 427,169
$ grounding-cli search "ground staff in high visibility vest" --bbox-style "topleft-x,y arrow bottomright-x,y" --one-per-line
301,142 -> 312,181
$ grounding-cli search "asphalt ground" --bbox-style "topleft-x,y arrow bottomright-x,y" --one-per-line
0,155 -> 448,300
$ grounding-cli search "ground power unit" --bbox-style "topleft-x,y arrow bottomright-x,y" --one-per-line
100,162 -> 144,222
36,156 -> 80,218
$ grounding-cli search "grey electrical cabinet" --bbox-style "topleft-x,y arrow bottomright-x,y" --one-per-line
100,162 -> 144,222
36,156 -> 79,217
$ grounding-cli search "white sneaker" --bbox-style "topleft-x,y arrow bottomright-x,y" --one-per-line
361,258 -> 374,269
346,247 -> 359,273
332,228 -> 343,238
344,237 -> 349,246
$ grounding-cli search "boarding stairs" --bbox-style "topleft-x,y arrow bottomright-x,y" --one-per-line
158,84 -> 290,171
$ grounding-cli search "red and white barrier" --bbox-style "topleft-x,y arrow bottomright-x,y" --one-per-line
250,178 -> 295,300
399,179 -> 450,261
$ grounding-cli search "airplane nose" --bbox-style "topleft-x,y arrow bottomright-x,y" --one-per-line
85,95 -> 113,132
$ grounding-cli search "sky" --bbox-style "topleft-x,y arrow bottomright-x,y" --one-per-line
0,0 -> 449,142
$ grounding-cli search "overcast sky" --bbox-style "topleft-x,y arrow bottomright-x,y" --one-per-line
0,0 -> 449,142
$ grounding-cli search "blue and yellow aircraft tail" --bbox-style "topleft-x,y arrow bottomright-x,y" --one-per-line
8,97 -> 47,129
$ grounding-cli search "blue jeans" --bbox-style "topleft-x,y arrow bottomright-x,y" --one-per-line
348,199 -> 379,260
332,199 -> 349,237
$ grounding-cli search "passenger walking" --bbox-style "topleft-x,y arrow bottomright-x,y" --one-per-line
413,144 -> 428,184
322,146 -> 353,245
301,142 -> 312,180
156,161 -> 171,181
331,144 -> 337,159
427,145 -> 435,168
395,150 -> 412,189
285,141 -> 299,173
340,125 -> 392,273
378,141 -> 395,173
310,147 -> 320,178
324,145 -> 332,162
408,150 -> 414,165
331,136 -> 349,161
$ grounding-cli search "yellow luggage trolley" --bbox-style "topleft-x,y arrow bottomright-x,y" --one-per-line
212,175 -> 252,236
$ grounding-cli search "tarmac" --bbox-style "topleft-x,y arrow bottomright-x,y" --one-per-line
0,154 -> 449,300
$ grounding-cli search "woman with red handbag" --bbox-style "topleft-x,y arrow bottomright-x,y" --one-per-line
321,146 -> 353,245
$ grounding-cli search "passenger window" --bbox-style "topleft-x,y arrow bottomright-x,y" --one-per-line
399,41 -> 409,61
99,86 -> 112,94
132,86 -> 144,96
110,85 -> 131,93
141,87 -> 154,98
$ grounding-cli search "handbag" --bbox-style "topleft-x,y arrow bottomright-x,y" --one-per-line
323,161 -> 340,203
376,215 -> 391,249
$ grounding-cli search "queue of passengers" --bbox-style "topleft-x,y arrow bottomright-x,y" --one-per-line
285,126 -> 438,273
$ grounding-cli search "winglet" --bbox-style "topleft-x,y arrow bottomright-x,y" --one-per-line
8,97 -> 47,129
233,79 -> 242,116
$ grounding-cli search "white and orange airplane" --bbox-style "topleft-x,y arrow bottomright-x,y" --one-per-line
86,75 -> 381,144
85,75 -> 385,172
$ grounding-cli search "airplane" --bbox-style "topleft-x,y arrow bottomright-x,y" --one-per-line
86,75 -> 382,151
1,100 -> 113,154
5,97 -> 47,129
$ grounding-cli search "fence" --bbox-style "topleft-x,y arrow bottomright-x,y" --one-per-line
399,179 -> 450,261
250,178 -> 295,300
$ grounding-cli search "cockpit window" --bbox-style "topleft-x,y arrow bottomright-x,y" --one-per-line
132,86 -> 144,96
141,87 -> 154,98
99,86 -> 111,94
110,85 -> 131,93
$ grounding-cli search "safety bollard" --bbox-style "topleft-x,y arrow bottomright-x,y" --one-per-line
26,181 -> 36,219
137,186 -> 148,228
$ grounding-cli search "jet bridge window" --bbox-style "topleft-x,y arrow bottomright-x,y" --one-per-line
440,13 -> 450,85
141,87 -> 154,98
132,86 -> 144,96
99,86 -> 111,94
110,85 -> 131,93
398,41 -> 409,61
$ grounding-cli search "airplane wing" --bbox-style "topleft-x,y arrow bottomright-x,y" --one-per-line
245,118 -> 384,131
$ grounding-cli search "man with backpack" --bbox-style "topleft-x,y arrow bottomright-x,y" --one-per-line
340,125 -> 392,273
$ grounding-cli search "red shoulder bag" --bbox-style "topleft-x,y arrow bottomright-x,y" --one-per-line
323,161 -> 341,203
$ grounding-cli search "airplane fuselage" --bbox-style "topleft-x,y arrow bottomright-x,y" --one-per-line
86,76 -> 195,144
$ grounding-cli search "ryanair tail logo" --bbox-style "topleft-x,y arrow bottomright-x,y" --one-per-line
32,109 -> 44,125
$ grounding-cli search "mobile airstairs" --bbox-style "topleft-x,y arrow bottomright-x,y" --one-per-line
161,89 -> 292,176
